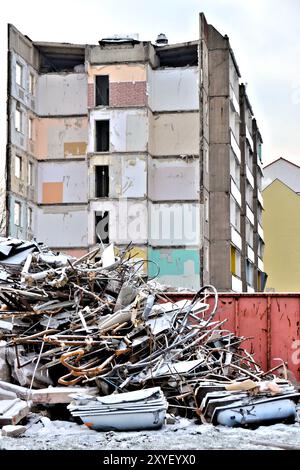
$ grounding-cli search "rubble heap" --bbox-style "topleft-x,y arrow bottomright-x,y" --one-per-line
0,237 -> 299,431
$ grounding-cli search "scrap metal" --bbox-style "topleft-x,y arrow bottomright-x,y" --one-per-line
0,236 -> 299,429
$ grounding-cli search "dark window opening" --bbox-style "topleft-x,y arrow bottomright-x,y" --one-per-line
95,75 -> 109,106
96,120 -> 109,152
95,166 -> 109,198
95,211 -> 109,244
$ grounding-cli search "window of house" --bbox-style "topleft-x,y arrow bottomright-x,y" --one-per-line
246,219 -> 254,247
95,211 -> 109,244
95,120 -> 109,152
14,201 -> 21,226
15,155 -> 22,179
230,150 -> 240,188
95,166 -> 109,198
230,245 -> 241,277
28,117 -> 33,140
27,207 -> 33,230
257,205 -> 263,225
29,73 -> 35,95
230,196 -> 240,231
245,143 -> 253,171
95,75 -> 109,106
246,182 -> 253,210
258,238 -> 264,258
16,63 -> 23,87
246,260 -> 254,287
15,108 -> 22,133
257,171 -> 263,192
28,161 -> 33,186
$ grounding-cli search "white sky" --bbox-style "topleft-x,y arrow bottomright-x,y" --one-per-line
1,0 -> 300,172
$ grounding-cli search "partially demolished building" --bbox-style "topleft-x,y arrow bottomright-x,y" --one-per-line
6,13 -> 266,292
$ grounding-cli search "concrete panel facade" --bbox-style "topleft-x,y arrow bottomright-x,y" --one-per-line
35,117 -> 88,160
10,98 -> 28,152
148,66 -> 199,112
148,158 -> 199,201
148,247 -> 200,289
37,73 -> 87,116
8,195 -> 35,240
9,146 -> 36,202
148,112 -> 199,156
10,52 -> 38,112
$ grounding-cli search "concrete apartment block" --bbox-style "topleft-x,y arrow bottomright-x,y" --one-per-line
6,13 -> 266,291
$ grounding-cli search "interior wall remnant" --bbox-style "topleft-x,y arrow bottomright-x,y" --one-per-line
148,66 -> 198,112
148,112 -> 199,156
37,73 -> 87,116
35,117 -> 88,160
148,247 -> 200,289
36,207 -> 88,248
148,158 -> 199,201
149,202 -> 200,246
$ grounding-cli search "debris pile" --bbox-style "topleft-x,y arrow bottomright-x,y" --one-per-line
0,236 -> 299,431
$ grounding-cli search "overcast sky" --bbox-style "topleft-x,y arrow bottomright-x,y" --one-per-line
1,0 -> 300,169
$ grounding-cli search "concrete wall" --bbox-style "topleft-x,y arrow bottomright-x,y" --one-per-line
38,161 -> 87,204
8,24 -> 39,69
10,52 -> 38,112
148,66 -> 198,111
148,247 -> 200,289
148,157 -> 199,201
35,117 -> 88,160
148,112 -> 199,156
9,146 -> 37,202
88,109 -> 148,153
8,195 -> 35,240
89,154 -> 147,199
149,202 -> 200,246
10,98 -> 28,152
89,199 -> 148,245
87,42 -> 157,67
36,206 -> 88,248
37,73 -> 87,116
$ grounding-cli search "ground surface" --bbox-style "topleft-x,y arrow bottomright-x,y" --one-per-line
0,415 -> 300,450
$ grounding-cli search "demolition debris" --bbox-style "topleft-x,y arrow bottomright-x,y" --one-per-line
0,236 -> 299,433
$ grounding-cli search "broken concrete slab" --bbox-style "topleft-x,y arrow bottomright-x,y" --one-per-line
1,424 -> 26,437
0,380 -> 31,401
31,386 -> 98,404
0,387 -> 17,400
0,398 -> 30,426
